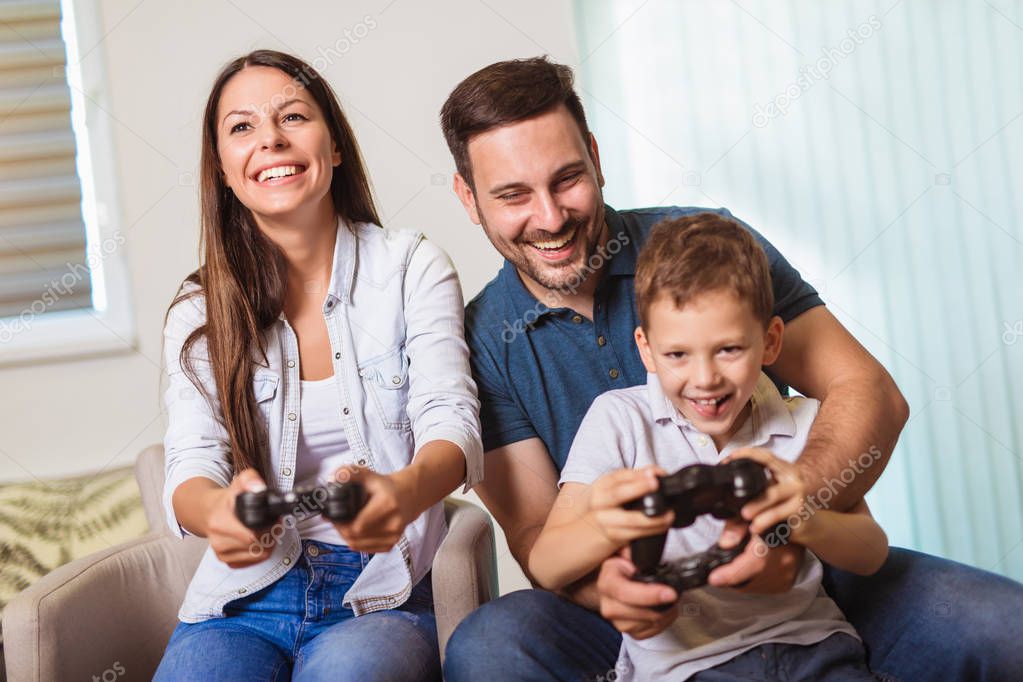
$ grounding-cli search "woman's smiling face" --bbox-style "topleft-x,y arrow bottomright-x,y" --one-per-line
216,66 -> 340,223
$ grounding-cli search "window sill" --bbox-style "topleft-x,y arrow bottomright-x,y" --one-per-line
0,306 -> 137,367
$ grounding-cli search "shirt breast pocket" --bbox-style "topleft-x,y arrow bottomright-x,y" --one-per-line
253,372 -> 279,429
358,346 -> 411,431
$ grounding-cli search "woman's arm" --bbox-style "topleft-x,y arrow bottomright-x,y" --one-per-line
162,291 -> 236,536
333,236 -> 481,553
401,236 -> 483,491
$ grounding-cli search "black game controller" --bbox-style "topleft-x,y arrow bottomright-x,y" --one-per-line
235,481 -> 367,530
631,533 -> 752,593
626,459 -> 774,593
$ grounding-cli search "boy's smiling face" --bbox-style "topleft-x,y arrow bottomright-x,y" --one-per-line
635,289 -> 784,449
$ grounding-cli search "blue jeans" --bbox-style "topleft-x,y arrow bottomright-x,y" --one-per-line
443,547 -> 1023,681
690,633 -> 874,680
154,540 -> 440,681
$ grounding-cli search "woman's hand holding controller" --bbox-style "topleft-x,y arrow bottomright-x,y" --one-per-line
329,467 -> 417,554
205,469 -> 278,568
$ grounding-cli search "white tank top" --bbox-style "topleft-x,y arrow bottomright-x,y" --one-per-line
294,375 -> 353,544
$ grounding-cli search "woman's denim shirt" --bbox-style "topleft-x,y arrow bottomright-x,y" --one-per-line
162,220 -> 483,622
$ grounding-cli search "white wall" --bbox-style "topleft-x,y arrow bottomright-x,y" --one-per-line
0,0 -> 584,594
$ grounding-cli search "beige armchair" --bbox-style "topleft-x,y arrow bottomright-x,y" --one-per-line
3,445 -> 497,681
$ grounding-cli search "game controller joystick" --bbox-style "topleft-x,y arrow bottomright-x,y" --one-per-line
235,481 -> 366,530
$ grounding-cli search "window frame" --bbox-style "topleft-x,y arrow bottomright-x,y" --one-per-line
0,0 -> 136,366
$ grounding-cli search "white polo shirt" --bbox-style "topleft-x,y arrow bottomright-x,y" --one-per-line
560,372 -> 858,681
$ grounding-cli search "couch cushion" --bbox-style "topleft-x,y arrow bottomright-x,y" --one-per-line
0,466 -> 148,620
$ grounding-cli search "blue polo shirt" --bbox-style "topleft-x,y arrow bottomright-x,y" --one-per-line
464,205 -> 823,471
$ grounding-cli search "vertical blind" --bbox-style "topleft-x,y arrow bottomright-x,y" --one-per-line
0,0 -> 91,319
575,0 -> 1023,581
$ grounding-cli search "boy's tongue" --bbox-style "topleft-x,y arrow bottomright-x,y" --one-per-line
690,395 -> 730,419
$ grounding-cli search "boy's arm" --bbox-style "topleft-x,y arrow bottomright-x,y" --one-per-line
735,448 -> 889,576
791,499 -> 889,575
529,471 -> 672,591
528,483 -> 617,590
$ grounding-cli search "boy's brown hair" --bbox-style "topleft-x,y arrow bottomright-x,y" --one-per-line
635,213 -> 774,328
440,56 -> 591,189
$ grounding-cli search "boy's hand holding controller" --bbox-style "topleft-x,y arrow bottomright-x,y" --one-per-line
708,449 -> 808,592
585,467 -> 676,546
725,448 -> 807,541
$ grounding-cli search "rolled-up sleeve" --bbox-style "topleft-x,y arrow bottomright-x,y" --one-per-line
162,289 -> 233,537
402,237 -> 484,492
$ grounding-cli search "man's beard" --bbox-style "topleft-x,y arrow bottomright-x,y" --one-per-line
483,214 -> 600,293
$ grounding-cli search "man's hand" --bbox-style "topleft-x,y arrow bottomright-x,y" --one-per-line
708,517 -> 804,593
597,547 -> 679,640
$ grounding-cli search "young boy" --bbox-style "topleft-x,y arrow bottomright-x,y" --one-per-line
528,213 -> 888,680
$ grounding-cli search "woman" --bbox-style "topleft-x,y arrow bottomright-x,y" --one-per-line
154,50 -> 482,681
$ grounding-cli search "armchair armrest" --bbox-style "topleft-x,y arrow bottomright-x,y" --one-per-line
433,499 -> 498,665
3,532 -> 206,682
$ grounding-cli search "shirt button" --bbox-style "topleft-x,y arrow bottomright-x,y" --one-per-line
308,545 -> 320,557
571,315 -> 583,324
283,467 -> 292,476
391,376 -> 401,385
597,336 -> 606,346
288,412 -> 297,421
342,406 -> 350,415
283,557 -> 291,566
238,588 -> 247,594
335,352 -> 341,360
287,360 -> 295,368
357,458 -> 367,466
609,368 -> 620,379
698,437 -> 709,447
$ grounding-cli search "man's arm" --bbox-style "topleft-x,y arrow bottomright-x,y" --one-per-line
472,438 -> 560,585
770,306 -> 909,510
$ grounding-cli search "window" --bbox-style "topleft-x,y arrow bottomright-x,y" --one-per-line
0,0 -> 133,364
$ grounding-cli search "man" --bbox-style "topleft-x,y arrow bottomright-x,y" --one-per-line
440,57 -> 1023,681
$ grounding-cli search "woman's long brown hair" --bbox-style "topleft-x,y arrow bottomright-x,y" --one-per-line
167,50 -> 380,483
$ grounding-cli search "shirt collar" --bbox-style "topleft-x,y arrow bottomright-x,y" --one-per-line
278,216 -> 354,323
646,372 -> 796,446
496,204 -> 638,325
326,216 -> 356,308
603,205 -> 640,278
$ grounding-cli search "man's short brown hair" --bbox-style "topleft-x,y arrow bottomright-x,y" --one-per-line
440,56 -> 591,188
635,213 -> 774,328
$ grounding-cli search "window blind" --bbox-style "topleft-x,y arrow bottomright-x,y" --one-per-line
0,0 -> 91,320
